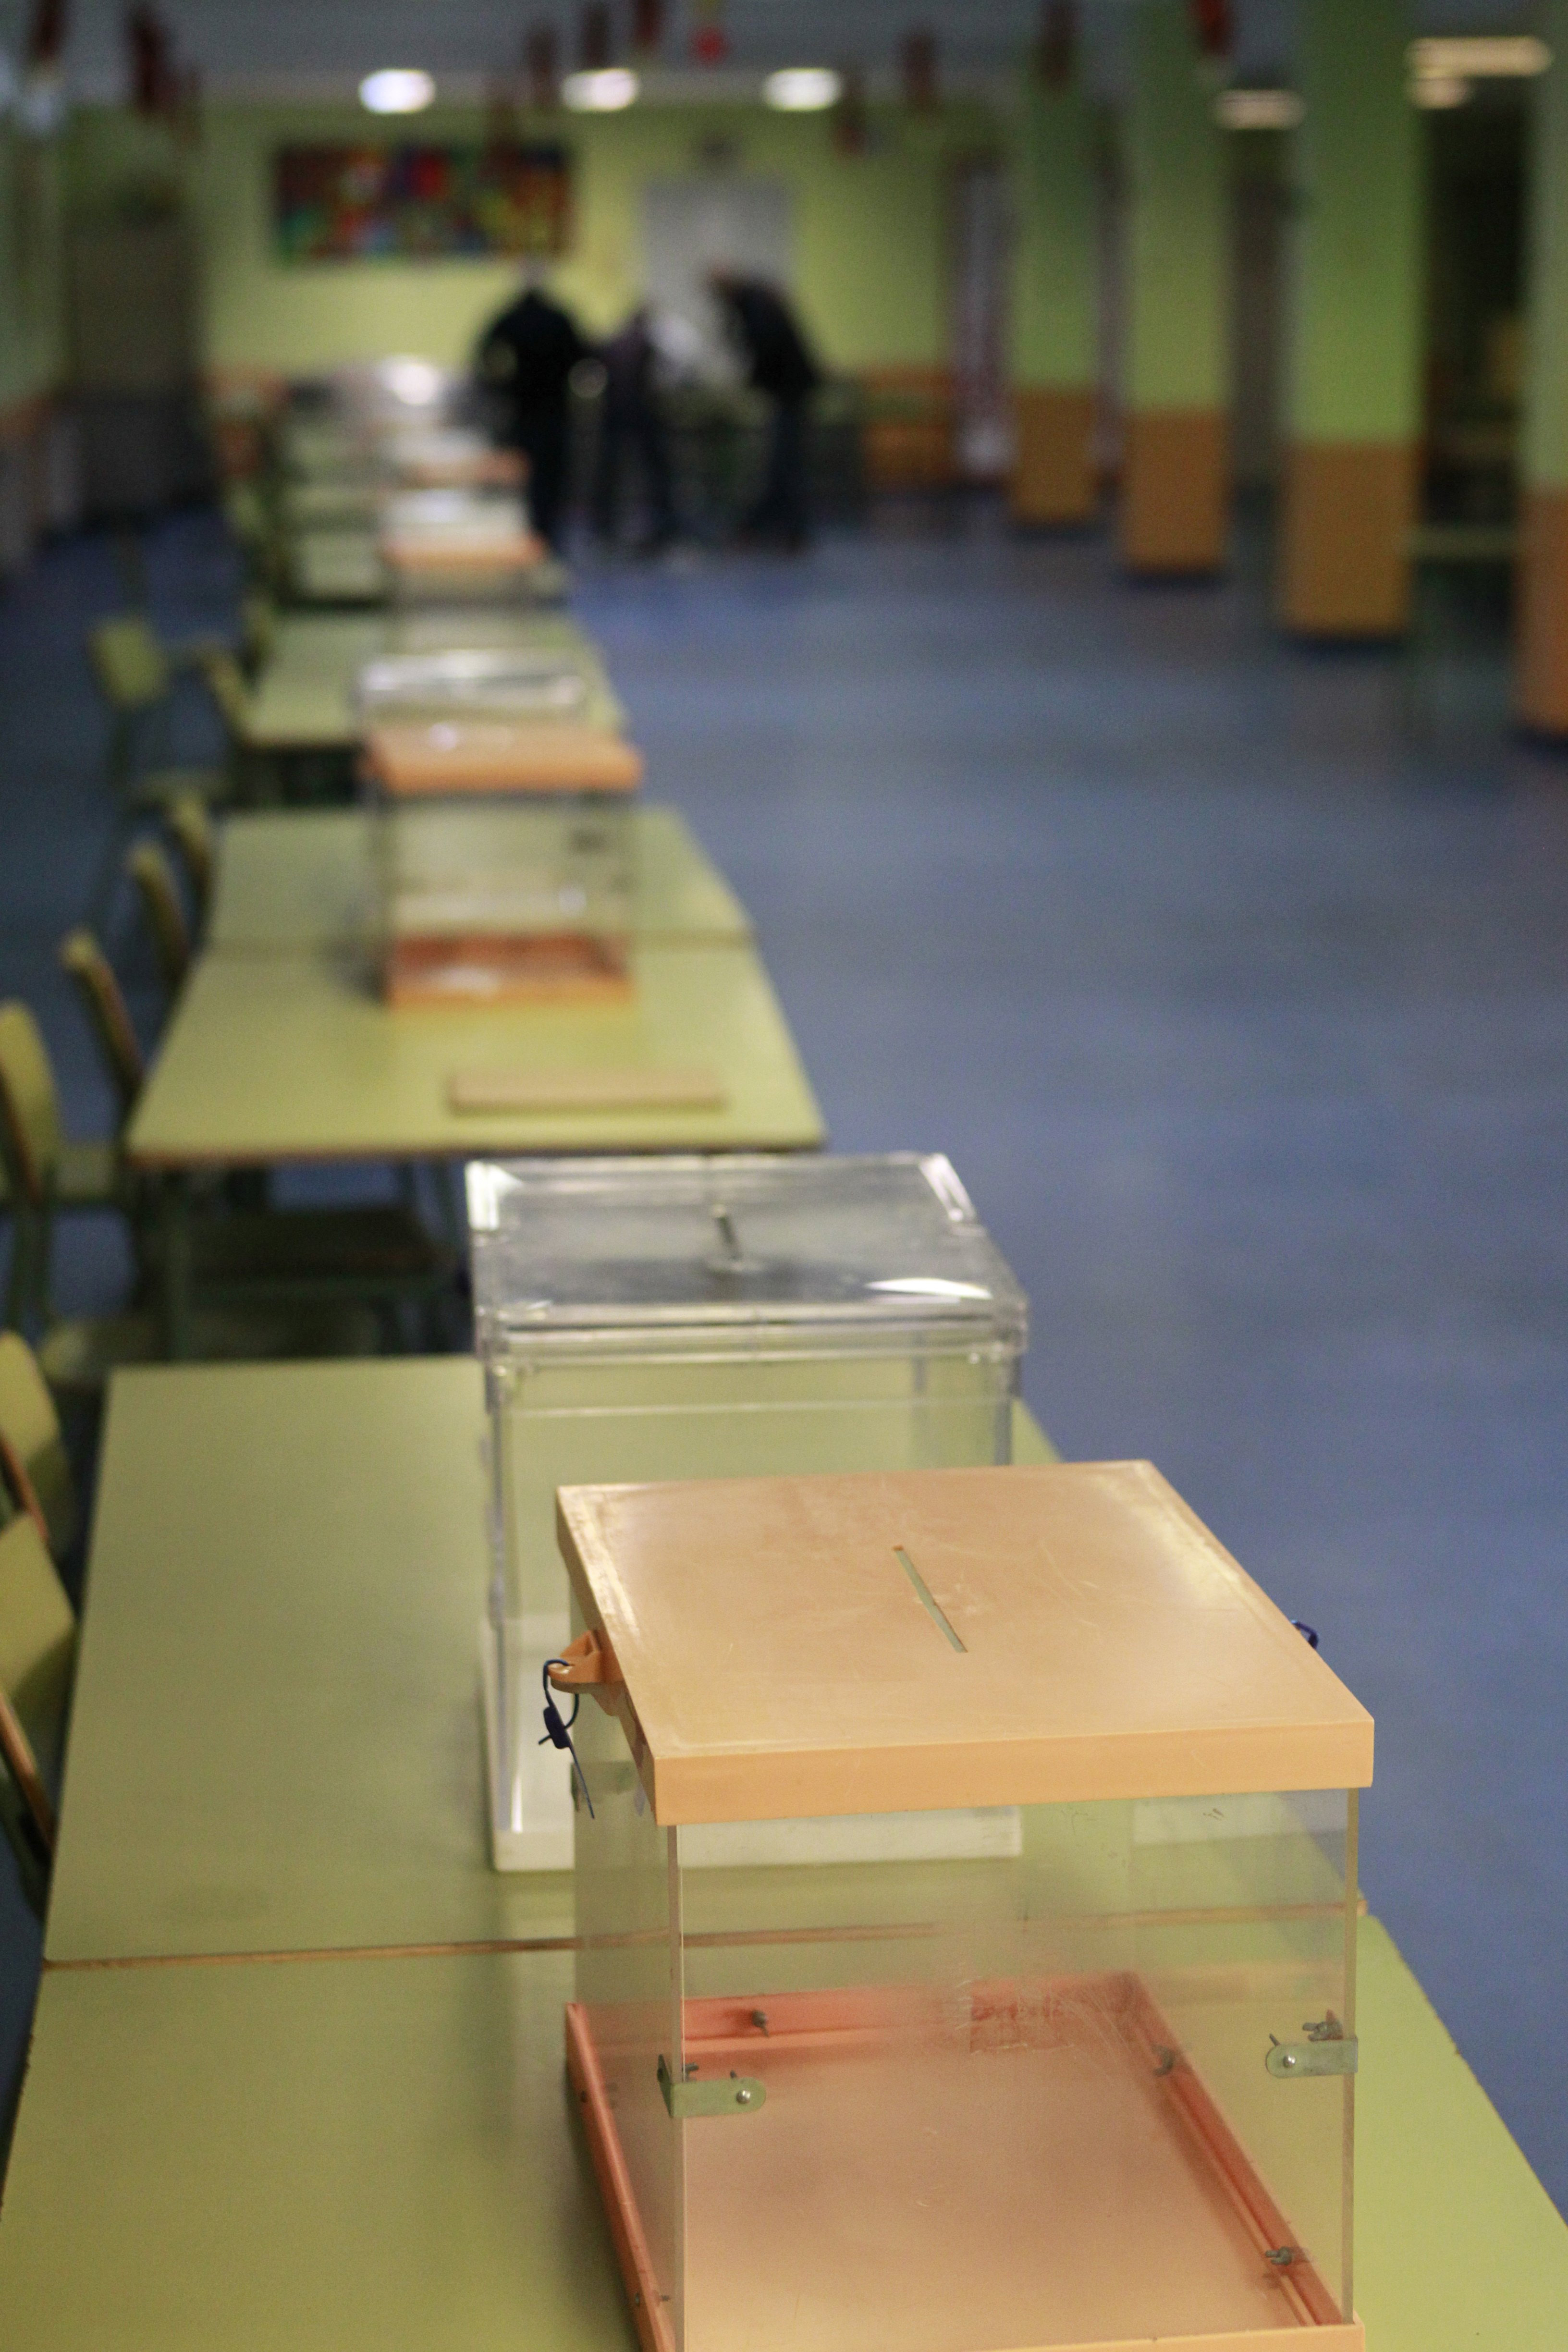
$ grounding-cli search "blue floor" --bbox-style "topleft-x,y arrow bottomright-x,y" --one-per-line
2,498 -> 1566,2219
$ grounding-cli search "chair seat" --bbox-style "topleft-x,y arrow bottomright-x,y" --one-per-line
55,1139 -> 121,1210
132,763 -> 233,811
187,1206 -> 450,1291
37,1302 -> 383,1394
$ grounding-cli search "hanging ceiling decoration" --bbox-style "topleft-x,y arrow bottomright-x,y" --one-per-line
1036,0 -> 1077,96
901,26 -> 939,111
578,2 -> 612,71
525,19 -> 560,109
833,62 -> 870,155
630,0 -> 664,56
690,0 -> 728,67
1188,0 -> 1234,63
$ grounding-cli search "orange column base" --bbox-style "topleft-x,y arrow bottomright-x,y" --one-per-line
1278,441 -> 1417,637
1119,409 -> 1228,576
1517,489 -> 1568,733
1009,388 -> 1098,526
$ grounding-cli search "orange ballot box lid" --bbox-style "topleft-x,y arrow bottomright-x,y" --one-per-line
365,719 -> 643,795
554,1461 -> 1374,1825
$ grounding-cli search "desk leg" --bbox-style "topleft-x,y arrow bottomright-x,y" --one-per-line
158,1173 -> 195,1362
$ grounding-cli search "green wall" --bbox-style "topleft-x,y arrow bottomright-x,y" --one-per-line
1524,0 -> 1568,489
1008,82 -> 1098,392
69,97 -> 999,379
0,128 -> 67,413
1124,0 -> 1228,413
1286,0 -> 1423,444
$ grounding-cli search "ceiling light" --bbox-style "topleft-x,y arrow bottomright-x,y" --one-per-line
562,66 -> 639,110
1410,72 -> 1471,111
764,67 -> 843,112
1409,37 -> 1550,81
1215,88 -> 1303,131
359,68 -> 435,115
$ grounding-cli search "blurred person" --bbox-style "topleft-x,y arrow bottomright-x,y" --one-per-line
592,305 -> 678,555
708,270 -> 822,552
477,273 -> 588,551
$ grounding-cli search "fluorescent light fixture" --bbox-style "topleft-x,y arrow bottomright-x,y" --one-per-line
383,357 -> 445,408
562,66 -> 639,110
1215,87 -> 1304,131
1410,72 -> 1471,110
764,67 -> 843,111
1409,37 -> 1550,81
359,68 -> 435,114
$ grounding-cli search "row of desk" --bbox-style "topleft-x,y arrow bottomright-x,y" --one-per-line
2,589 -> 1566,2344
2,1360 -> 1565,2346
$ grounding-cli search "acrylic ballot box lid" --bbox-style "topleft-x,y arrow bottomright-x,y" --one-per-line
554,1460 -> 1376,1824
467,1152 -> 1027,1358
356,649 -> 597,720
365,720 -> 642,796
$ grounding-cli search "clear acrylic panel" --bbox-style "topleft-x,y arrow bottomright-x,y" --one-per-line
638,1788 -> 1357,2352
478,1155 -> 1028,1870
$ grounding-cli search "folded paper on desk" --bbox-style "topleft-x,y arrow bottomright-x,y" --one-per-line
447,1066 -> 726,1114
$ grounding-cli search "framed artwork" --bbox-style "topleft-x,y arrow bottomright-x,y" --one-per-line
274,144 -> 572,262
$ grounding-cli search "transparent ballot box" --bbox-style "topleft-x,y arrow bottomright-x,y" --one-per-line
378,486 -> 546,604
553,1462 -> 1373,2352
467,1154 -> 1027,1869
364,760 -> 636,1006
356,646 -> 613,728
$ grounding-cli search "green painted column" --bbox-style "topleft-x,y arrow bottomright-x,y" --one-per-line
1279,0 -> 1422,635
1122,0 -> 1229,572
1008,77 -> 1099,524
1519,0 -> 1568,726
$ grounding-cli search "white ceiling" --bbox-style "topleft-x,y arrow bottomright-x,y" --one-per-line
37,0 -> 1546,105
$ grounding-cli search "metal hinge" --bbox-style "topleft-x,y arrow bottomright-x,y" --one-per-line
1266,2014 -> 1359,2079
658,2055 -> 767,2119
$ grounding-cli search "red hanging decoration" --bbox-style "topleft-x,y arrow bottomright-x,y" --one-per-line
1036,0 -> 1076,94
690,0 -> 727,66
126,4 -> 177,116
833,65 -> 870,157
1188,0 -> 1233,60
525,21 -> 560,108
579,2 -> 612,71
26,0 -> 68,66
631,0 -> 664,54
901,27 -> 939,112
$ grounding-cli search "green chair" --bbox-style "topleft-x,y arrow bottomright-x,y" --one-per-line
87,615 -> 234,815
0,1332 -> 79,1561
0,1004 -> 123,1330
126,840 -> 193,1001
0,1511 -> 77,1915
165,793 -> 216,929
0,998 -> 453,1371
58,929 -> 146,1127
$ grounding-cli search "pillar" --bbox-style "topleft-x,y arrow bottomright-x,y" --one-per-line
1279,0 -> 1422,638
1519,0 -> 1568,730
1009,77 -> 1099,525
1122,0 -> 1229,574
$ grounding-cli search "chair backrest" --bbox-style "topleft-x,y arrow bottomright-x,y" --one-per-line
240,589 -> 276,675
0,1333 -> 78,1559
126,841 -> 193,999
87,614 -> 170,713
59,928 -> 145,1124
0,1512 -> 77,1875
165,793 -> 215,923
0,1003 -> 63,1206
197,647 -> 251,741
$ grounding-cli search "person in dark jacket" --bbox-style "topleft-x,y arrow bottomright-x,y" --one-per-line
709,270 -> 822,551
592,306 -> 677,554
476,279 -> 588,551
